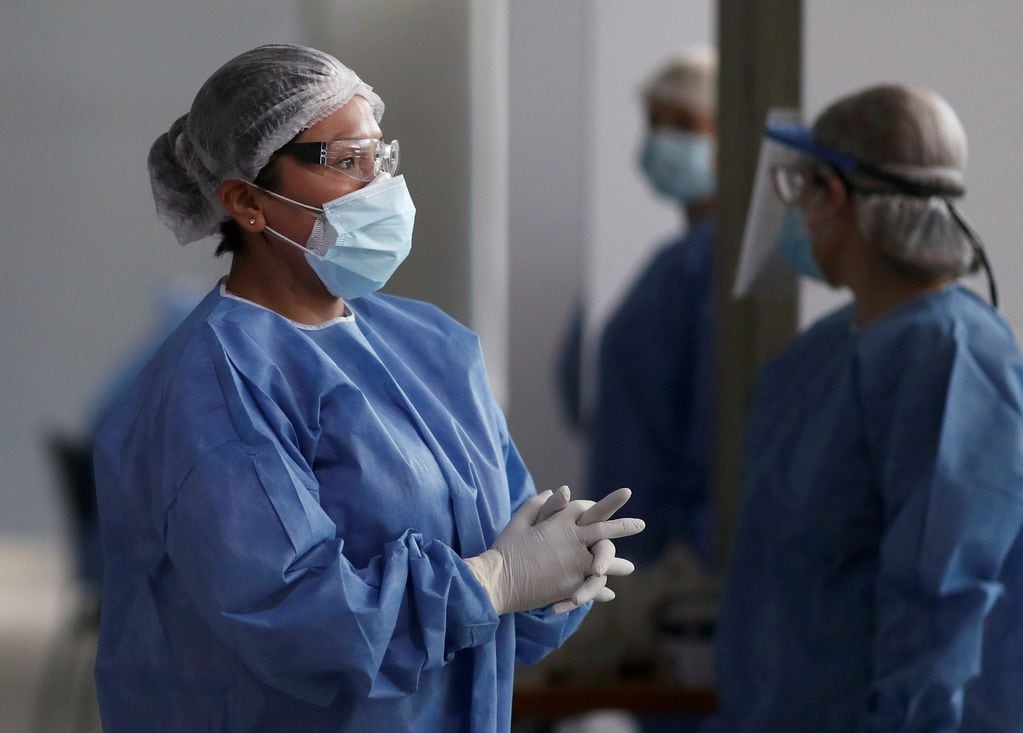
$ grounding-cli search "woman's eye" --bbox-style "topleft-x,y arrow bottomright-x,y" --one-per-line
335,157 -> 356,170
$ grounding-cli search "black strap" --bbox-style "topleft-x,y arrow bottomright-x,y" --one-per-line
947,202 -> 999,308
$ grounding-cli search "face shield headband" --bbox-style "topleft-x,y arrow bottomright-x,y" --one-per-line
765,123 -> 998,307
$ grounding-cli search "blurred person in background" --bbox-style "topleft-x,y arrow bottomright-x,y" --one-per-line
707,84 -> 1023,732
586,48 -> 718,568
545,51 -> 720,727
560,48 -> 718,570
93,43 -> 644,732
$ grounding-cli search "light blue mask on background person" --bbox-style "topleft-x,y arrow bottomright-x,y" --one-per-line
639,131 -> 716,203
261,174 -> 416,299
778,207 -> 823,280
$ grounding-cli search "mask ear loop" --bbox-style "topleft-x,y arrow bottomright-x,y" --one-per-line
946,201 -> 998,308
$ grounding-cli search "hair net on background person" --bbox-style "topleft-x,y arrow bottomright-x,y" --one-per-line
640,46 -> 718,116
148,43 -> 385,245
812,85 -> 978,278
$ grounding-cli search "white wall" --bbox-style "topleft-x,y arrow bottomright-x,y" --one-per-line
0,2 -> 303,536
506,0 -> 589,493
802,2 -> 1023,334
469,0 -> 510,405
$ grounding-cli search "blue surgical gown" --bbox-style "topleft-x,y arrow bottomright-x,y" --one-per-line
587,218 -> 715,564
706,285 -> 1023,732
93,284 -> 587,732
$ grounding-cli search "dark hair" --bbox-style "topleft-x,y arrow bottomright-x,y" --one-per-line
215,154 -> 285,257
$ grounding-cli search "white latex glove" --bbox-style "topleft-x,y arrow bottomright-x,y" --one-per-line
465,489 -> 645,615
551,537 -> 638,613
538,486 -> 638,613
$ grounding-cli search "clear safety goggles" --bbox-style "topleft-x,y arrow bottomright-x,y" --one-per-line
770,164 -> 826,206
278,138 -> 400,181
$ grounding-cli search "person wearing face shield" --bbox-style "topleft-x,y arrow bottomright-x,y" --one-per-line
582,48 -> 718,568
706,85 -> 1023,732
92,44 -> 645,733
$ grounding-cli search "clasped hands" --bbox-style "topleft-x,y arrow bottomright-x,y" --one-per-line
465,486 -> 644,615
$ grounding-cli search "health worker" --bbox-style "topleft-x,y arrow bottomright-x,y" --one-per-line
93,43 -> 644,733
707,84 -> 1023,732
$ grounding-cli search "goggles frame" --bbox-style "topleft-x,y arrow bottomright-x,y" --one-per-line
278,138 -> 400,182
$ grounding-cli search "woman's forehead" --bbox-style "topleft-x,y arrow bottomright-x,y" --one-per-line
299,96 -> 381,142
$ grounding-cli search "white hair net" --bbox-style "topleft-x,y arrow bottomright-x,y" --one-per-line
855,192 -> 976,278
148,44 -> 384,245
641,46 -> 718,116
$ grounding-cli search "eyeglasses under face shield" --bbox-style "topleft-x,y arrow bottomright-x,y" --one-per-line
770,163 -> 824,206
763,123 -> 998,307
278,138 -> 400,181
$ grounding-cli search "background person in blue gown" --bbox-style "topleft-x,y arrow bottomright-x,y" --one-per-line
575,48 -> 718,568
93,44 -> 644,732
706,84 -> 1023,732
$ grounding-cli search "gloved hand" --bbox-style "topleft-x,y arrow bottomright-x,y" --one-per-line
465,488 -> 644,615
538,486 -> 638,613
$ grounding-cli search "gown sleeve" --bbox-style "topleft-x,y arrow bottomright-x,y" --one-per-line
858,320 -> 1023,731
163,436 -> 500,707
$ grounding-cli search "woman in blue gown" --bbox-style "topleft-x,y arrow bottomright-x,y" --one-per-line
93,44 -> 643,732
708,85 -> 1023,731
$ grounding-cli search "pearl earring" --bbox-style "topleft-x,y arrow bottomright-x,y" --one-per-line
248,218 -> 257,226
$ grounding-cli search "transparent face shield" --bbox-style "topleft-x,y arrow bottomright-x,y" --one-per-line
733,111 -> 999,307
732,109 -> 805,298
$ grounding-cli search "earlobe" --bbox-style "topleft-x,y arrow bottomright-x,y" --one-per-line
219,180 -> 263,231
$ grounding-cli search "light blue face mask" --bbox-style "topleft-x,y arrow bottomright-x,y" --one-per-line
259,174 -> 416,299
778,207 -> 824,281
639,131 -> 716,203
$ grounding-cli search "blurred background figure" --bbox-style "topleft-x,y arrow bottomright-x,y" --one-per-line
560,48 -> 718,568
549,48 -> 720,733
708,84 -> 1023,732
586,47 -> 718,569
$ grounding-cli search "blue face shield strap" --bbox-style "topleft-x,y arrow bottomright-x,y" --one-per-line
765,123 -> 999,308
